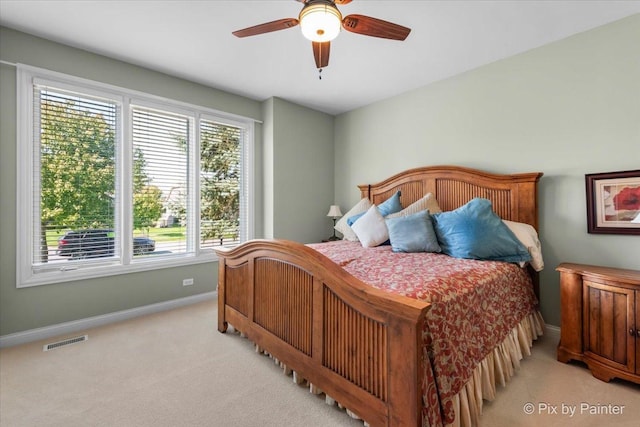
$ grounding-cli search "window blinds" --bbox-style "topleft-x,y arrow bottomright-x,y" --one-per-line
34,86 -> 119,265
199,118 -> 242,249
131,106 -> 190,256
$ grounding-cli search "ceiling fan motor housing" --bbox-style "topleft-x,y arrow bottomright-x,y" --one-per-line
299,0 -> 343,42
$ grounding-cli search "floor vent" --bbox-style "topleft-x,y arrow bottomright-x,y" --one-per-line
43,335 -> 88,351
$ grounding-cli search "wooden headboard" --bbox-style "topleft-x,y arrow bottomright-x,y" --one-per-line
358,165 -> 543,231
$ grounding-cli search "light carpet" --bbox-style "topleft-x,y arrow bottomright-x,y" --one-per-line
1,299 -> 638,427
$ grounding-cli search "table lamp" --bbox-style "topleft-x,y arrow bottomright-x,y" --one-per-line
326,205 -> 343,241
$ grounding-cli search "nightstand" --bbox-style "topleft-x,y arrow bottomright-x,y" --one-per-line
557,263 -> 640,385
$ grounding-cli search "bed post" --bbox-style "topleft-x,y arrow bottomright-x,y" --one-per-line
387,315 -> 424,426
217,258 -> 228,333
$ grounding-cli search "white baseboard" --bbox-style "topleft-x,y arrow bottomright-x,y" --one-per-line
0,292 -> 216,349
545,324 -> 560,338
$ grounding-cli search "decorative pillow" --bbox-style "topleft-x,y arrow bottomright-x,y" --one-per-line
334,198 -> 372,241
346,212 -> 365,227
377,191 -> 403,216
386,193 -> 442,219
385,210 -> 441,253
432,198 -> 531,263
503,220 -> 544,271
351,205 -> 389,248
347,191 -> 402,226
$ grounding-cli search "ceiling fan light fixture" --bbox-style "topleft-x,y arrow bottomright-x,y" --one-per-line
299,2 -> 342,43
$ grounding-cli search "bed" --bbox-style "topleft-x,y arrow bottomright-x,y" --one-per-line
214,165 -> 544,427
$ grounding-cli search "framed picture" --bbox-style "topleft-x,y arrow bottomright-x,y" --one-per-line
586,170 -> 640,235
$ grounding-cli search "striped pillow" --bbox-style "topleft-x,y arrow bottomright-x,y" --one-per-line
334,198 -> 372,241
386,193 -> 441,219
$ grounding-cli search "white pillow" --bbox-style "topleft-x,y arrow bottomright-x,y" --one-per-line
503,220 -> 544,271
386,193 -> 442,218
351,205 -> 389,247
334,198 -> 372,241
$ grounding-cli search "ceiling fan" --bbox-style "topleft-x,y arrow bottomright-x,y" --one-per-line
232,0 -> 411,73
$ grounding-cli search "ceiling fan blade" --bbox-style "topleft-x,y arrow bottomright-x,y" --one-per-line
232,18 -> 299,38
312,41 -> 330,69
342,14 -> 411,40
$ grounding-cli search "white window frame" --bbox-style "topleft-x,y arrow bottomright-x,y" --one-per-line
16,65 -> 254,288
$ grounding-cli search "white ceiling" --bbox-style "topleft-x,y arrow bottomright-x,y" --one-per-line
1,1 -> 639,115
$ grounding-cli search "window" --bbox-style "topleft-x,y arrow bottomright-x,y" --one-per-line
131,105 -> 191,256
37,88 -> 120,263
199,118 -> 243,249
17,65 -> 254,287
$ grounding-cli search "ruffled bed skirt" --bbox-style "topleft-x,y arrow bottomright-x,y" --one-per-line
232,310 -> 544,427
446,310 -> 545,427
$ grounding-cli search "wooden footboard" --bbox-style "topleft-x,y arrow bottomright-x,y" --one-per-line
215,239 -> 431,427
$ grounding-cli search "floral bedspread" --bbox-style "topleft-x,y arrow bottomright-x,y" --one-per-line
307,241 -> 538,426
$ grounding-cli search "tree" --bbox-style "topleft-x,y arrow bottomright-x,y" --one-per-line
39,97 -> 116,261
132,148 -> 163,232
174,123 -> 241,245
134,185 -> 163,231
40,99 -> 116,230
199,125 -> 240,244
38,95 -> 158,261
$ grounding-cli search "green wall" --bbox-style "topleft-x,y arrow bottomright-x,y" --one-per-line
0,27 -> 335,337
262,97 -> 335,242
333,14 -> 640,327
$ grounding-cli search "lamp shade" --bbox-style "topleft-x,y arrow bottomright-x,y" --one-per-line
299,2 -> 342,42
326,205 -> 343,218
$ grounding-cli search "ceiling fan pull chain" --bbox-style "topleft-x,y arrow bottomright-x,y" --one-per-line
319,68 -> 323,80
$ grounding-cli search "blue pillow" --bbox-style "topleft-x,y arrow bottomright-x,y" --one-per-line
385,210 -> 441,253
431,198 -> 531,263
347,191 -> 402,226
378,191 -> 402,217
347,211 -> 365,227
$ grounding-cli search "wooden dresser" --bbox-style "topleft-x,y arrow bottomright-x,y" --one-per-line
557,263 -> 640,384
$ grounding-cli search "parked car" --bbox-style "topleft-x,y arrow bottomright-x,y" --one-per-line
57,229 -> 155,259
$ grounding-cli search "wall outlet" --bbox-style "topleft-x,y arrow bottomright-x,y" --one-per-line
182,278 -> 194,286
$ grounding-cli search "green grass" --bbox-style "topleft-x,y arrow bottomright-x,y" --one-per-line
139,227 -> 186,242
46,226 -> 186,246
